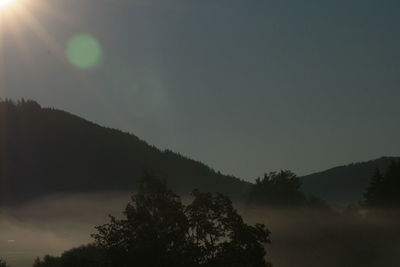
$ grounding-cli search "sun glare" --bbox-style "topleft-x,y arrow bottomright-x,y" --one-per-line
0,0 -> 17,9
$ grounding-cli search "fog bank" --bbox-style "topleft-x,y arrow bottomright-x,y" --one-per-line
1,194 -> 400,267
0,193 -> 130,267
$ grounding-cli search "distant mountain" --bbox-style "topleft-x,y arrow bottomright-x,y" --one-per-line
301,157 -> 400,207
0,100 -> 250,205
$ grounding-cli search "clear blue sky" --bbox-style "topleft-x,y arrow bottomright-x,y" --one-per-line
1,0 -> 399,180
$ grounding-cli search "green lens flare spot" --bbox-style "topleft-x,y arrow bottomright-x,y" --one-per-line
66,34 -> 102,69
131,83 -> 140,92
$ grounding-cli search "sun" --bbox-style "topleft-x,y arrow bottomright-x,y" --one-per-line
0,0 -> 18,9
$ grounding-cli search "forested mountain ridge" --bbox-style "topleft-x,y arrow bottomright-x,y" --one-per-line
0,100 -> 250,205
301,157 -> 400,207
1,99 -> 398,208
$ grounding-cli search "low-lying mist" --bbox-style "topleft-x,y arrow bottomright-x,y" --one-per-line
242,206 -> 400,267
0,193 -> 130,267
1,194 -> 400,267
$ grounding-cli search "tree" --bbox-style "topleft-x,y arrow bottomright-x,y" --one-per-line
247,170 -> 306,207
186,190 -> 271,267
33,245 -> 107,267
92,174 -> 271,267
364,169 -> 384,207
93,174 -> 191,267
33,255 -> 60,267
364,161 -> 400,208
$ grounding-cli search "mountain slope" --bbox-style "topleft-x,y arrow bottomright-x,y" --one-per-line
301,157 -> 400,207
0,100 -> 250,205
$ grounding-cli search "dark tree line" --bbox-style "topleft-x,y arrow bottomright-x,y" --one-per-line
246,170 -> 328,208
0,99 -> 249,206
33,175 -> 271,267
364,161 -> 400,208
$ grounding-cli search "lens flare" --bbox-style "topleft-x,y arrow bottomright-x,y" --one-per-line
0,0 -> 17,9
66,34 -> 102,70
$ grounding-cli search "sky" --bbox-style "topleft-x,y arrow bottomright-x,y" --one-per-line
0,0 -> 399,181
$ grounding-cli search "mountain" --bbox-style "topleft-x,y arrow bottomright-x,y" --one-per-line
0,100 -> 250,205
301,157 -> 400,207
2,99 -> 398,208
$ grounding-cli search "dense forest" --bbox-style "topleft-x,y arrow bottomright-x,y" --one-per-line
0,100 -> 249,205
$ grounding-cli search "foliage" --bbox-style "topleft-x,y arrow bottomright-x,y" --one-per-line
33,245 -> 107,267
364,161 -> 400,208
247,170 -> 307,207
33,255 -> 60,267
92,175 -> 271,267
185,190 -> 271,267
33,175 -> 271,266
92,174 -> 192,267
0,99 -> 249,205
34,175 -> 271,267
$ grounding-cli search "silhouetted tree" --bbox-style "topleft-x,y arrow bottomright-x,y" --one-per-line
63,245 -> 105,267
93,174 -> 191,267
33,245 -> 107,267
364,169 -> 384,207
186,190 -> 271,267
364,161 -> 400,208
33,256 -> 59,267
91,175 -> 271,267
32,175 -> 271,267
247,170 -> 306,207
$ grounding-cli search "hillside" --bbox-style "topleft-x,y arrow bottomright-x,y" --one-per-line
301,157 -> 400,207
0,100 -> 250,205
